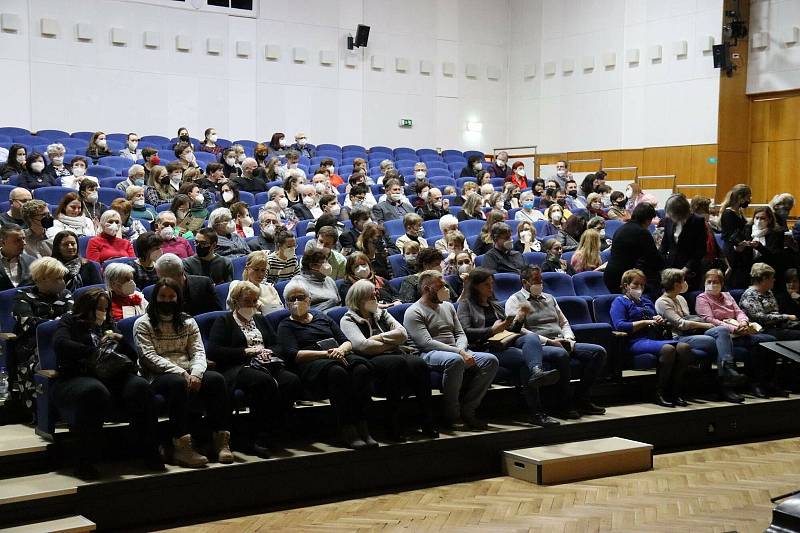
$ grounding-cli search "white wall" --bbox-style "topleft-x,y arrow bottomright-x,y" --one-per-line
747,0 -> 800,94
507,0 -> 724,154
0,0 -> 509,151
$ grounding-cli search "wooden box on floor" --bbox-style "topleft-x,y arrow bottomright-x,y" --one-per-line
503,437 -> 653,485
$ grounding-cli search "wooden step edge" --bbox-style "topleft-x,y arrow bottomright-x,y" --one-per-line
0,439 -> 49,458
0,473 -> 79,506
2,514 -> 96,533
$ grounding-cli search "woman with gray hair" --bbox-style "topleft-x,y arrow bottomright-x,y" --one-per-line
289,247 -> 340,311
105,261 -> 147,321
43,143 -> 73,186
208,207 -> 250,258
208,280 -> 302,457
340,279 -> 437,441
226,251 -> 283,315
769,193 -> 795,232
86,210 -> 135,263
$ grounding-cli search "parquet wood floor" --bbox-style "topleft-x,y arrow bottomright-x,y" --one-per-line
158,437 -> 800,533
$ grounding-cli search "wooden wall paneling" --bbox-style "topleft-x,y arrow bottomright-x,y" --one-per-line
689,145 -> 718,185
768,98 -> 800,142
750,99 -> 771,143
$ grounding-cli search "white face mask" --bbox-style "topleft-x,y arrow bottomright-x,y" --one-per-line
263,223 -> 276,236
599,229 -> 606,239
319,262 -> 333,277
515,168 -> 525,177
530,283 -> 544,296
278,197 -> 288,209
128,141 -> 138,151
390,193 -> 403,202
72,166 -> 86,177
329,204 -> 341,216
120,280 -> 136,296
225,157 -> 236,166
208,134 -> 217,143
436,286 -> 450,302
457,263 -> 472,274
222,191 -> 234,203
159,226 -> 175,240
551,212 -> 562,222
242,216 -> 253,227
404,254 -> 417,264
237,153 -> 246,163
95,310 -> 107,326
16,154 -> 26,164
754,219 -> 767,229
556,169 -> 566,177
302,195 -> 315,208
497,160 -> 506,168
591,202 -> 602,210
31,161 -> 45,172
238,307 -> 257,321
354,264 -> 370,279
86,192 -> 98,204
314,183 -> 326,194
502,240 -> 513,251
705,283 -> 722,295
104,222 -> 119,236
415,171 -> 426,180
628,288 -> 643,300
133,199 -> 145,208
51,156 -> 64,165
96,139 -> 107,148
225,220 -> 236,234
520,230 -> 532,241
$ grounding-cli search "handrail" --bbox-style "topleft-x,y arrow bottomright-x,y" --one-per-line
602,166 -> 639,178
567,158 -> 602,164
638,175 -> 677,180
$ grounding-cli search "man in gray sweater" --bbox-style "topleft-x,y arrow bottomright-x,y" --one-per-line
404,270 -> 498,429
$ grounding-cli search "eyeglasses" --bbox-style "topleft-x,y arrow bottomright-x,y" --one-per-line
286,295 -> 307,303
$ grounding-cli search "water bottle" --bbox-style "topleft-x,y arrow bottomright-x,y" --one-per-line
0,367 -> 8,401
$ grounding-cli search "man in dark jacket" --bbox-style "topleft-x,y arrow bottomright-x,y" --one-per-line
155,252 -> 222,316
604,203 -> 664,295
659,194 -> 707,291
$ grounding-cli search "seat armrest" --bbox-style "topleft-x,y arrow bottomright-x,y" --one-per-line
36,369 -> 58,379
612,330 -> 628,337
0,332 -> 17,340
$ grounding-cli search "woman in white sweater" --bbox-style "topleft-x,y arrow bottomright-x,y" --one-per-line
134,278 -> 232,468
49,191 -> 96,238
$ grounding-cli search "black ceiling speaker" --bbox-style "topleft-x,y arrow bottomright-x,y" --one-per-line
347,25 -> 370,50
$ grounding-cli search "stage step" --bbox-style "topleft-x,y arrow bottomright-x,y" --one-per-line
503,437 -> 653,485
0,472 -> 81,506
2,515 -> 96,533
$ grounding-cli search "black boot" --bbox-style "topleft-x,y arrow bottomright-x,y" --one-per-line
656,358 -> 675,407
530,412 -> 560,427
720,362 -> 747,387
528,367 -> 560,389
721,386 -> 745,404
356,421 -> 379,448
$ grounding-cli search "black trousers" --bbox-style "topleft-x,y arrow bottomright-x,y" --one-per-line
52,373 -> 158,462
370,353 -> 433,418
224,365 -> 301,435
151,371 -> 228,438
315,363 -> 372,425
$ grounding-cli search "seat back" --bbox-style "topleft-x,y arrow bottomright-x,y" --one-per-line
265,308 -> 290,331
36,320 -> 61,371
383,219 -> 405,238
33,186 -> 74,204
195,311 -> 227,348
556,296 -> 593,324
215,282 -> 231,307
593,294 -> 622,325
458,219 -> 484,238
387,254 -> 408,277
541,272 -> 575,296
231,257 -> 248,280
493,273 -> 521,302
325,306 -> 349,326
572,271 -> 610,296
386,302 -> 411,324
523,252 -> 547,266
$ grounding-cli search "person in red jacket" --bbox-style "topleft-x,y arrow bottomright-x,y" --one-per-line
85,210 -> 135,264
508,161 -> 529,190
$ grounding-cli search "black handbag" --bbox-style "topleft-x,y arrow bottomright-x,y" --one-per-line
89,337 -> 135,382
643,323 -> 672,340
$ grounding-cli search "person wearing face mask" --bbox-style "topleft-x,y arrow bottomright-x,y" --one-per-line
226,202 -> 254,239
768,193 -> 795,232
226,251 -> 282,315
624,182 -> 659,211
220,147 -> 242,180
154,211 -> 194,259
155,253 -> 222,317
135,278 -> 231,467
777,269 -> 800,317
290,132 -> 315,158
416,187 -> 450,221
307,195 -> 343,234
266,228 -> 300,283
606,190 -> 631,221
1,144 -> 28,182
116,164 -> 147,193
172,127 -> 193,150
86,210 -> 135,264
539,204 -> 566,240
85,131 -> 112,163
515,191 -> 545,224
79,181 -> 108,227
174,183 -> 210,233
564,180 -> 587,210
292,184 -> 322,221
396,213 -> 429,254
488,151 -> 512,179
547,160 -> 572,191
131,232 -> 163,289
208,207 -> 250,259
287,247 -> 341,311
44,143 -> 72,184
338,252 -> 401,306
52,230 -> 103,292
182,228 -> 234,285
540,239 -> 575,275
19,152 -> 58,189
10,257 -> 74,420
460,155 -> 485,179
403,269 -> 498,429
611,269 -> 693,407
20,200 -> 54,258
233,157 -> 268,194
173,142 -> 200,174
303,226 -> 346,279
214,182 -> 240,211
267,132 -> 288,157
482,222 -> 525,274
655,269 -> 748,403
104,262 -> 147,320
248,209 -> 280,253
738,207 -> 785,289
208,281 -> 301,457
278,151 -> 307,182
585,192 -> 608,220
66,157 -> 93,191
198,128 -> 222,156
119,133 -> 142,162
125,185 -> 157,225
52,288 -> 163,478
399,247 -> 456,303
604,203 -> 664,295
109,198 -> 147,244
140,147 -> 160,181
585,216 -> 610,251
740,262 -> 800,343
658,194 -> 707,291
720,184 -> 758,288
507,161 -> 528,190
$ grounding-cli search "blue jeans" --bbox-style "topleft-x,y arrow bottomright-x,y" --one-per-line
541,343 -> 607,403
495,334 -> 546,414
421,350 -> 498,420
677,326 -> 736,375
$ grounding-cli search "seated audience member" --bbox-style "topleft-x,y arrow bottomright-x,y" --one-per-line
396,213 -> 428,254
278,283 -> 378,449
460,155 -> 485,179
172,190 -> 208,237
78,180 -> 107,229
778,269 -> 800,317
400,248 -> 454,303
443,248 -> 474,279
0,224 -> 35,290
127,185 -> 157,225
288,247 -> 340,311
453,181 -> 478,207
342,183 -> 372,219
69,157 -> 98,190
586,216 -> 610,250
539,203 -> 566,240
372,179 -> 414,224
309,195 -> 343,232
283,174 -> 303,209
660,194 -> 707,291
154,253 -> 221,316
43,143 -> 72,186
606,191 -> 631,221
585,193 -> 607,219
488,151 -> 511,179
769,193 -> 795,232
227,201 -> 253,239
471,211 -> 504,256
310,226 -> 346,279
319,157 -> 343,187
233,157 -> 268,194
626,182 -> 658,209
105,262 -> 147,320
355,222 -> 394,280
198,128 -> 222,156
1,187 -> 32,227
604,203 -> 664,295
116,164 -> 145,193
86,210 -> 135,264
21,199 -> 53,258
506,161 -> 527,190
154,211 -> 194,259
540,239 -> 574,275
53,288 -> 162,477
506,266 -> 606,419
173,142 -> 201,174
10,257 -> 73,416
141,147 -> 160,180
266,228 -> 299,283
279,151 -> 306,181
417,187 -> 450,221
131,232 -> 161,289
338,206 -> 369,253
516,191 -> 545,224
435,215 -> 470,253
610,269 -> 693,408
219,147 -> 241,180
740,262 -> 800,341
557,214 -> 585,253
214,181 -> 240,211
52,230 -> 102,292
655,269 -> 748,402
404,270 -> 498,429
85,131 -> 112,163
227,251 -> 282,315
1,144 -> 27,182
199,162 -> 227,194
52,192 -> 96,237
208,281 -> 302,457
118,132 -> 142,161
182,228 -> 233,285
206,208 -> 250,259
291,185 -> 321,221
144,163 -> 177,207
696,269 -> 780,398
482,222 -> 525,274
248,209 -> 280,253
19,152 -> 58,189
564,179 -> 586,210
514,221 -> 540,253
458,269 -> 560,427
111,198 -> 148,244
571,229 -> 603,273
548,160 -> 571,190
134,279 -> 231,467
341,279 -> 438,440
338,252 -> 401,306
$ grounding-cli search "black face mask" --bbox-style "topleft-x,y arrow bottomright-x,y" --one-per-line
546,188 -> 556,197
557,199 -> 566,207
179,134 -> 190,143
158,301 -> 179,316
40,215 -> 54,229
160,176 -> 170,186
567,190 -> 577,198
195,244 -> 213,257
741,201 -> 750,209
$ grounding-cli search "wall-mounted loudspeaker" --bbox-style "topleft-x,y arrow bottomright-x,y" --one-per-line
347,25 -> 370,50
712,43 -> 733,76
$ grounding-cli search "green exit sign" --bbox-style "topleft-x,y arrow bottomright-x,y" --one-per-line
399,118 -> 413,128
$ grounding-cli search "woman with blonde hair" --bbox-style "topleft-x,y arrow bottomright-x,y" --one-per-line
355,222 -> 392,279
457,192 -> 485,221
143,164 -> 172,207
719,184 -> 753,288
513,220 -> 540,253
571,229 -> 603,273
227,251 -> 283,316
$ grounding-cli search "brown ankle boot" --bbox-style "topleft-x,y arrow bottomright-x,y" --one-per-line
172,435 -> 208,468
212,431 -> 234,464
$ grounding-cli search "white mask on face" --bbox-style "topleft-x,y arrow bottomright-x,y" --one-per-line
551,212 -> 562,222
591,202 -> 602,210
159,226 -> 175,240
225,157 -> 236,166
705,283 -> 722,295
436,286 -> 450,302
51,156 -> 64,166
520,230 -> 532,241
415,171 -> 426,180
104,222 -> 119,236
502,240 -> 513,251
242,216 -> 253,227
556,169 -> 566,177
515,168 -> 526,177
238,307 -> 257,321
628,288 -> 643,300
497,160 -> 506,168
16,154 -> 26,164
208,134 -> 218,143
530,283 -> 544,296
599,229 -> 606,239
72,166 -> 86,177
128,141 -> 138,151
319,262 -> 333,277
473,163 -> 483,171
302,195 -> 315,208
263,223 -> 276,236
225,220 -> 236,234
354,264 -> 370,279
86,192 -> 98,204
390,193 -> 403,202
31,161 -> 45,173
328,204 -> 341,216
133,199 -> 145,208
96,139 -> 107,148
457,263 -> 472,275
120,280 -> 137,296
222,191 -> 234,203
278,197 -> 289,209
95,310 -> 107,326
